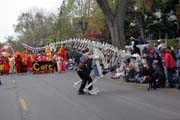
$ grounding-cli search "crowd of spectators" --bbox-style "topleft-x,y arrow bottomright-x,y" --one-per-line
111,40 -> 180,90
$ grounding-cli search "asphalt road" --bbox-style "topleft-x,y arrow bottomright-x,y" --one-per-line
0,71 -> 180,120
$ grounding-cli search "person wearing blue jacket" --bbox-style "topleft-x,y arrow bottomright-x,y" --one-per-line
176,48 -> 180,90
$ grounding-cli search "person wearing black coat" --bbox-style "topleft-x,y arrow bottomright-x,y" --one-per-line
152,62 -> 166,88
77,57 -> 93,95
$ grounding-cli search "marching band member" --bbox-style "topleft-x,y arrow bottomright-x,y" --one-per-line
3,57 -> 10,74
15,55 -> 23,73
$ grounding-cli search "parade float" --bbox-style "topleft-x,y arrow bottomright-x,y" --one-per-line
31,47 -> 54,74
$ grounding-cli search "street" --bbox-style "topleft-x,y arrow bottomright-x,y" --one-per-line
0,71 -> 180,120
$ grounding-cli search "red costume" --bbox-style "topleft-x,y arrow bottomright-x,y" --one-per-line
15,55 -> 22,73
3,57 -> 10,74
27,56 -> 33,73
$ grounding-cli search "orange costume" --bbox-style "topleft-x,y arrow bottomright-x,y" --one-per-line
59,46 -> 67,61
45,47 -> 52,61
27,56 -> 33,73
59,45 -> 67,72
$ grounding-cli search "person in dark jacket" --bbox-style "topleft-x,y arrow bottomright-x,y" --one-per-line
152,61 -> 166,88
77,56 -> 93,95
152,52 -> 164,70
76,62 -> 88,94
176,48 -> 180,89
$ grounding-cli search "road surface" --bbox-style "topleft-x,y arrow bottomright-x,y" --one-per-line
0,71 -> 180,120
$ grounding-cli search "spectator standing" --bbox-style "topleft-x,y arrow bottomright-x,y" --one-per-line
164,47 -> 176,88
176,48 -> 180,89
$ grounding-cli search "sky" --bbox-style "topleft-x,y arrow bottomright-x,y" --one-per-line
0,0 -> 62,42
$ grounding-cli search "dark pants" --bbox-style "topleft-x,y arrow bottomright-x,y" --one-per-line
167,69 -> 174,87
148,75 -> 156,90
158,76 -> 166,88
77,71 -> 93,93
177,68 -> 180,85
79,76 -> 93,92
148,78 -> 156,90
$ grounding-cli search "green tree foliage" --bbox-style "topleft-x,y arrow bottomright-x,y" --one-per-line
88,2 -> 106,32
52,0 -> 82,42
66,0 -> 96,35
148,0 -> 178,39
126,0 -> 179,41
9,0 -> 180,50
14,8 -> 56,47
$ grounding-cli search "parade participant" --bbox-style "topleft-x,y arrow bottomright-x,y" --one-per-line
53,54 -> 57,72
27,56 -> 33,73
56,52 -> 62,72
8,55 -> 16,74
59,44 -> 67,61
75,55 -> 94,95
59,44 -> 67,72
76,62 -> 88,95
84,55 -> 93,91
45,47 -> 52,61
0,56 -> 4,75
15,55 -> 23,73
3,57 -> 10,74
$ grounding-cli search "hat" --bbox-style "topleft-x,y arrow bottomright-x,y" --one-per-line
167,46 -> 171,50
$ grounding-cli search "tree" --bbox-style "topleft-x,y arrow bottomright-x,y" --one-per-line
96,0 -> 129,49
53,0 -> 83,41
14,8 -> 56,47
69,0 -> 96,35
131,0 -> 178,40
